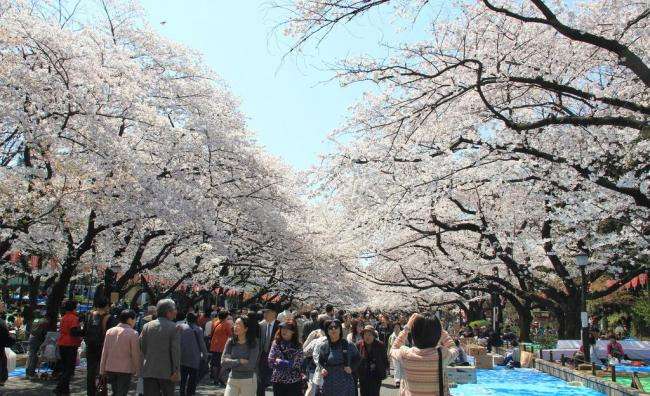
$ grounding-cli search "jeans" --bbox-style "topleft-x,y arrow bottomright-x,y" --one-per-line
86,348 -> 101,396
143,377 -> 175,396
106,372 -> 132,396
180,365 -> 198,396
272,381 -> 302,396
26,336 -> 43,376
55,346 -> 78,394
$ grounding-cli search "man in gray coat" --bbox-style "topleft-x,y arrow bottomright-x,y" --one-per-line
257,303 -> 279,396
140,299 -> 180,396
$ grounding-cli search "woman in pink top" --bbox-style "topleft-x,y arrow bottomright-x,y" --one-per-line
100,310 -> 141,396
390,313 -> 457,396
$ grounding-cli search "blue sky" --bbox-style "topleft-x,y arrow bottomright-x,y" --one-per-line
139,1 -> 433,170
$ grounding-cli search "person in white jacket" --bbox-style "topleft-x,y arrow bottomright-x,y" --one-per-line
303,319 -> 327,396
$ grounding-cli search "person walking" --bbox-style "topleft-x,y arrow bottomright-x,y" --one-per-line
356,325 -> 388,396
203,311 -> 217,347
268,320 -> 303,396
0,301 -> 16,387
387,323 -> 404,388
54,300 -> 83,395
140,299 -> 181,396
315,319 -> 359,396
390,313 -> 457,395
209,310 -> 232,386
179,312 -> 209,396
376,314 -> 391,345
303,318 -> 327,396
100,309 -> 141,396
84,297 -> 117,396
257,303 -> 279,396
346,319 -> 364,345
301,311 -> 319,344
221,316 -> 260,396
25,316 -> 49,379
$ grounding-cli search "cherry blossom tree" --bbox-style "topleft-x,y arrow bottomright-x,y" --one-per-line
0,0 -> 317,325
281,0 -> 649,337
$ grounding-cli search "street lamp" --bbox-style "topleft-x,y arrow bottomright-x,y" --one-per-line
576,253 -> 590,363
491,266 -> 500,332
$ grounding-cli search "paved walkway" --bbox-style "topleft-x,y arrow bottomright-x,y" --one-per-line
2,371 -> 400,395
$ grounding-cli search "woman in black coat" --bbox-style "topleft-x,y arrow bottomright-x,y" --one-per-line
356,325 -> 389,396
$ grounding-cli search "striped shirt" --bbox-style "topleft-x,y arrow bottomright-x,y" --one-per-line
390,329 -> 457,396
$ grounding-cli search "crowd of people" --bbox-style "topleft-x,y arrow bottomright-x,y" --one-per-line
1,297 -> 472,395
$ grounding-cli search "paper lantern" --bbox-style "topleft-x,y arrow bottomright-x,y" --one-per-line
9,251 -> 21,263
29,256 -> 39,270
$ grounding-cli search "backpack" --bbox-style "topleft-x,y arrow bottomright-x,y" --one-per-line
84,312 -> 109,349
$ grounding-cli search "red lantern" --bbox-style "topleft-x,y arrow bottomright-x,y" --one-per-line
29,256 -> 39,270
9,251 -> 21,263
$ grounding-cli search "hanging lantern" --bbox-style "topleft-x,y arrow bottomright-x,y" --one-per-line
9,251 -> 21,263
29,256 -> 39,270
49,258 -> 59,270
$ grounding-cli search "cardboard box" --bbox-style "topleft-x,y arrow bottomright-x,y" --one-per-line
468,345 -> 487,357
490,353 -> 504,366
447,366 -> 477,384
476,354 -> 494,369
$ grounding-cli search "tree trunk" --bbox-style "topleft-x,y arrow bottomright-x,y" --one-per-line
563,308 -> 582,339
555,307 -> 581,339
46,264 -> 75,331
467,300 -> 485,322
1,279 -> 10,305
516,304 -> 533,342
24,276 -> 40,334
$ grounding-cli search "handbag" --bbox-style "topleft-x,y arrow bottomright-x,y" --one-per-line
95,374 -> 108,396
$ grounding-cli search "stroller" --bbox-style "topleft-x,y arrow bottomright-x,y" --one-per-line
35,331 -> 59,380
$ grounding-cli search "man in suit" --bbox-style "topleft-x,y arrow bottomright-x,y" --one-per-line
257,303 -> 279,396
140,299 -> 180,396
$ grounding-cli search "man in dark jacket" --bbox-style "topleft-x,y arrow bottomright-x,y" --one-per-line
257,303 -> 279,396
84,297 -> 117,396
301,310 -> 319,343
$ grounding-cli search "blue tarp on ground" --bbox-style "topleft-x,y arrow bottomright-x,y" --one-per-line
451,367 -> 605,396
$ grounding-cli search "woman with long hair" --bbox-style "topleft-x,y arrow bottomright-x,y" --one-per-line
268,320 -> 303,396
390,313 -> 457,395
346,319 -> 363,344
316,319 -> 359,396
221,316 -> 260,396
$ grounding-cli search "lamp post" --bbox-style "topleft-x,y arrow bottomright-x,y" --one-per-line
576,253 -> 590,363
491,266 -> 500,332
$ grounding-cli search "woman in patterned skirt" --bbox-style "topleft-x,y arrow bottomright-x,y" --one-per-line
316,319 -> 360,396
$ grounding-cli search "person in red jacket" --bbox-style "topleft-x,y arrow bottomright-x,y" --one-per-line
55,300 -> 83,395
209,310 -> 232,386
